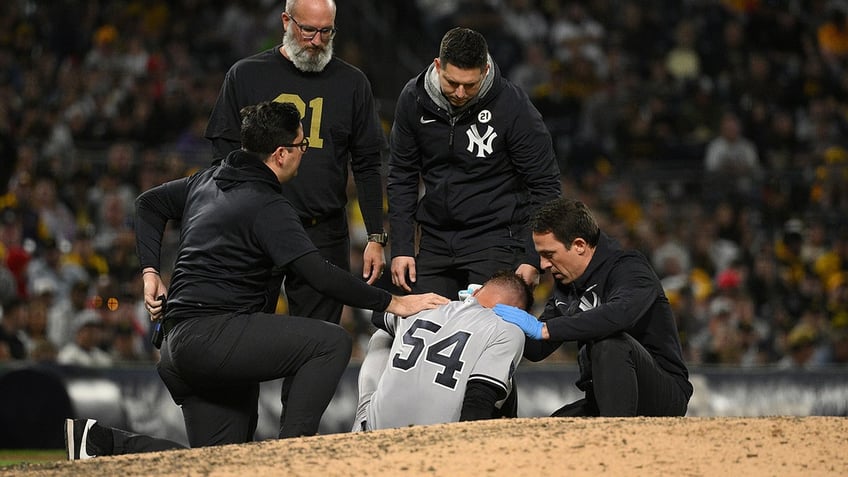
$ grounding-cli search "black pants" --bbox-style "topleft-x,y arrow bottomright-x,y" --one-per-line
551,333 -> 689,417
279,210 -> 351,427
108,427 -> 186,454
157,311 -> 352,447
412,246 -> 524,299
285,210 -> 350,324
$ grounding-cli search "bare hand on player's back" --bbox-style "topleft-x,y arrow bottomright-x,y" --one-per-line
387,293 -> 450,317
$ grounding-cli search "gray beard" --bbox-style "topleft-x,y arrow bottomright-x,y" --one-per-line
282,28 -> 333,72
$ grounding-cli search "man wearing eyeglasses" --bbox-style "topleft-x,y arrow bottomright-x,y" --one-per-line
62,101 -> 448,457
388,27 -> 561,302
205,0 -> 388,327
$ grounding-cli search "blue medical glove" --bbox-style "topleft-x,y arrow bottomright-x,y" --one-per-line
493,304 -> 543,340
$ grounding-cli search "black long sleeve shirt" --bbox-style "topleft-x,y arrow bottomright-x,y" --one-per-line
135,150 -> 391,321
205,47 -> 386,234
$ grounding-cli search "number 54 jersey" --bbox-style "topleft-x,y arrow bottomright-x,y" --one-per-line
367,298 -> 525,429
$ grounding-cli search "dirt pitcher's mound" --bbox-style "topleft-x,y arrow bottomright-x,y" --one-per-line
4,416 -> 846,476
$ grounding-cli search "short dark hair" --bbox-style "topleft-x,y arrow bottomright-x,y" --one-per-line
531,198 -> 601,249
239,101 -> 301,155
439,27 -> 488,70
485,270 -> 534,311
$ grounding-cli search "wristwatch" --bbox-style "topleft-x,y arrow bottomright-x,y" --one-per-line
367,232 -> 388,246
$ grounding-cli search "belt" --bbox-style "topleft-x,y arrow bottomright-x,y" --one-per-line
162,317 -> 188,335
301,209 -> 343,227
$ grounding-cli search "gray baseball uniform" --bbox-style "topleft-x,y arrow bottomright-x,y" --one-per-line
356,298 -> 525,430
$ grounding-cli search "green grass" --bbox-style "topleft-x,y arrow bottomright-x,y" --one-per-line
0,449 -> 65,467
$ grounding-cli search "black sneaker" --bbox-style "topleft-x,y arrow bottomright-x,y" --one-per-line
65,419 -> 100,460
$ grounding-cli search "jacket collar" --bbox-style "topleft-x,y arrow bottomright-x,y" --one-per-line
421,54 -> 499,116
213,150 -> 282,192
572,233 -> 619,291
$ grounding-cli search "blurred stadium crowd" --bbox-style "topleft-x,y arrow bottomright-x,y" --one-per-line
1,0 -> 847,369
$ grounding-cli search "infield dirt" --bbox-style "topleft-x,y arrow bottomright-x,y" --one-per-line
2,416 -> 845,476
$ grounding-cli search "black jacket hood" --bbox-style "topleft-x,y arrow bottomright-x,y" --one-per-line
213,149 -> 282,192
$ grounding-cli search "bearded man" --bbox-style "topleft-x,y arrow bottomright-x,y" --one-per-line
204,0 -> 388,426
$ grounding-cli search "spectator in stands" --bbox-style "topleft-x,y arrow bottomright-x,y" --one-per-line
735,293 -> 772,366
823,328 -> 848,365
548,3 -> 606,75
0,297 -> 27,360
0,264 -> 15,307
817,7 -> 848,72
777,322 -> 823,369
25,237 -> 83,304
91,142 -> 139,216
92,191 -> 133,255
21,289 -> 53,356
56,313 -> 113,367
703,111 -> 762,204
664,19 -> 700,85
691,296 -> 738,365
500,0 -> 549,47
63,227 -> 109,283
509,43 -> 552,96
613,1 -> 663,68
0,210 -> 31,300
652,225 -> 692,293
46,278 -> 91,349
28,337 -> 58,362
110,321 -> 146,363
83,25 -> 122,74
760,109 -> 802,171
31,174 -> 76,245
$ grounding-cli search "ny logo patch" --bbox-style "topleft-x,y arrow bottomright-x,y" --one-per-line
579,291 -> 599,312
466,124 -> 498,158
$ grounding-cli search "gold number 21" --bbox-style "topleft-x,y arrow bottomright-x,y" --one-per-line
274,94 -> 324,149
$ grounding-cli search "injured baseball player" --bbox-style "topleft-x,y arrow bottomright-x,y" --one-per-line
352,271 -> 533,431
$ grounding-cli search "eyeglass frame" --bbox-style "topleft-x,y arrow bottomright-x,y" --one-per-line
280,137 -> 309,152
286,13 -> 337,41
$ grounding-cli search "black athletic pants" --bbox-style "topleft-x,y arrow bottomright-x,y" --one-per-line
108,427 -> 186,453
285,210 -> 350,324
157,311 -> 352,447
412,246 -> 524,299
279,210 -> 351,427
551,333 -> 689,417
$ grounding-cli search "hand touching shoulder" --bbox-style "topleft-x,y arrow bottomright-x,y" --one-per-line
386,293 -> 449,317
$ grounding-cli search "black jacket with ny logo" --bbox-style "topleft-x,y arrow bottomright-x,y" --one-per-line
527,233 -> 692,395
387,60 -> 561,267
